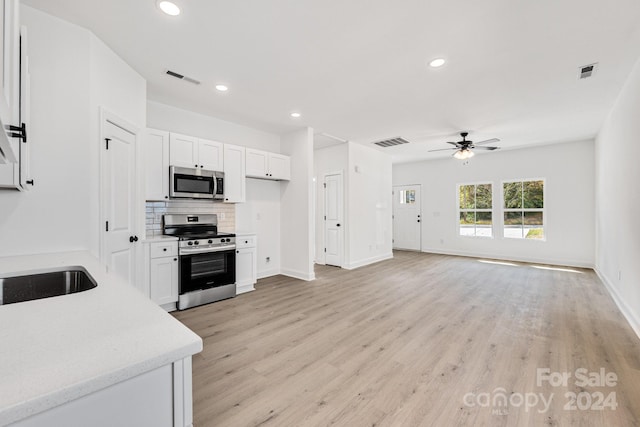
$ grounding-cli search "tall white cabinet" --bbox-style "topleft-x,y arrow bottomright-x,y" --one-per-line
223,143 -> 246,203
145,129 -> 170,201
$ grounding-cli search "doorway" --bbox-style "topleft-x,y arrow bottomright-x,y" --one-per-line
324,171 -> 344,267
100,110 -> 140,288
393,185 -> 422,251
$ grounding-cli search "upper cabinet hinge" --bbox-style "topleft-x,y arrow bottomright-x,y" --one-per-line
323,183 -> 326,188
105,138 -> 111,150
6,123 -> 26,143
105,221 -> 109,232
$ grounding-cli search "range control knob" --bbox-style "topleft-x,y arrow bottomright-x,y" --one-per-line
187,241 -> 193,246
208,240 -> 213,244
194,241 -> 200,245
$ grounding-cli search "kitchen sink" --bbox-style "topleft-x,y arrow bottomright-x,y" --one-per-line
0,266 -> 97,305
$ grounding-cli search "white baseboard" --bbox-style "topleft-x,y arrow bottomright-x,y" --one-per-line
257,268 -> 280,280
280,268 -> 316,281
236,284 -> 255,295
595,268 -> 640,340
344,252 -> 394,270
420,247 -> 594,269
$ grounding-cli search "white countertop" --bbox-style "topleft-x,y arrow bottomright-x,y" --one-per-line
142,234 -> 179,243
0,251 -> 203,425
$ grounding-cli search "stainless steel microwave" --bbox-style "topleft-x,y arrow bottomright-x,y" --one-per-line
169,166 -> 224,200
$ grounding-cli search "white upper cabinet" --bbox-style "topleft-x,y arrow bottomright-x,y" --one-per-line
197,138 -> 223,171
268,153 -> 291,181
145,128 -> 170,201
169,133 -> 223,171
0,0 -> 20,164
169,133 -> 198,168
223,143 -> 246,203
245,148 -> 290,181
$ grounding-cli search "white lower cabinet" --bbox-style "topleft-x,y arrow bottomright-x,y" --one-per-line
236,235 -> 257,294
13,357 -> 194,427
148,241 -> 179,310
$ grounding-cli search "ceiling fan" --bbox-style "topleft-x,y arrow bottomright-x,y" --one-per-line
428,132 -> 500,160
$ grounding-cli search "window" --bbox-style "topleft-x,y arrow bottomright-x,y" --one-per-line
503,180 -> 544,239
458,183 -> 493,237
399,189 -> 416,204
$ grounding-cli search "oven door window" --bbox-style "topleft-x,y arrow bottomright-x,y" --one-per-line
174,174 -> 214,195
180,250 -> 236,293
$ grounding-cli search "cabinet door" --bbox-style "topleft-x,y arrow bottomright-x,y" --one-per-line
236,247 -> 256,288
245,148 -> 269,178
169,133 -> 198,168
198,138 -> 223,171
150,256 -> 179,305
268,153 -> 291,181
0,0 -> 19,164
223,144 -> 246,203
145,129 -> 170,201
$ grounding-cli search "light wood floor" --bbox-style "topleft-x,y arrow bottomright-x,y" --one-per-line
174,251 -> 640,427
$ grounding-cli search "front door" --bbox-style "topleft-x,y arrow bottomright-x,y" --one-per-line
102,115 -> 138,286
324,172 -> 344,267
393,185 -> 421,251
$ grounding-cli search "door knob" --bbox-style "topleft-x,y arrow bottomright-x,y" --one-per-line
417,220 -> 421,223
134,236 -> 139,242
129,236 -> 135,243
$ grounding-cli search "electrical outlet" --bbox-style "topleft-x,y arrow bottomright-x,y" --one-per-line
219,212 -> 225,220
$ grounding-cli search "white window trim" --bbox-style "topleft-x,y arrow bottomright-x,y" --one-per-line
500,177 -> 546,242
456,182 -> 494,239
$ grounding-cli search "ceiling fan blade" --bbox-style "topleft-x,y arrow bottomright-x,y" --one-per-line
474,138 -> 500,145
472,146 -> 500,150
428,147 -> 458,152
446,141 -> 459,146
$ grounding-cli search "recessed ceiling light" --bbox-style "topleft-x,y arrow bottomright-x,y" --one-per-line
158,1 -> 180,16
429,58 -> 446,68
290,112 -> 301,118
215,84 -> 228,92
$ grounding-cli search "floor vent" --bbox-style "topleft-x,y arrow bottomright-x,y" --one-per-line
165,69 -> 201,85
578,63 -> 598,79
373,137 -> 410,147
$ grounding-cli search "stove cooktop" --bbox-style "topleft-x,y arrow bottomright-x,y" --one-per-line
175,232 -> 236,241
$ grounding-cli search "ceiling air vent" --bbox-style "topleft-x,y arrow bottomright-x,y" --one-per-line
165,69 -> 201,85
373,137 -> 410,148
578,63 -> 598,79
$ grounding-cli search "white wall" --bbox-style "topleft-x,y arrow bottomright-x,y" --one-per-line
595,56 -> 640,337
393,140 -> 595,267
89,35 -> 146,256
347,142 -> 393,269
0,7 -> 91,257
280,127 -> 315,280
147,101 -> 280,152
235,179 -> 281,278
313,143 -> 348,264
146,101 -> 283,278
0,7 -> 148,258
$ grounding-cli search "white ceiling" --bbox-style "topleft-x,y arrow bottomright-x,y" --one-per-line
23,0 -> 640,162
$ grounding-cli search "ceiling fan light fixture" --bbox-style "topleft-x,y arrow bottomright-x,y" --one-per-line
454,149 -> 474,160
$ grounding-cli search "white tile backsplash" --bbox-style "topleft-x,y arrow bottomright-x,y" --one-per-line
145,200 -> 235,237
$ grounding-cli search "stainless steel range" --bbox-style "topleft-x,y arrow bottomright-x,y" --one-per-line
163,214 -> 236,310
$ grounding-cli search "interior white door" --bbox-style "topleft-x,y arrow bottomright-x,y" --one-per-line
324,172 -> 344,267
104,118 -> 137,286
393,185 -> 421,251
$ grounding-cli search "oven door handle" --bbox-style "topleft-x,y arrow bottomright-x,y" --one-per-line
179,245 -> 236,255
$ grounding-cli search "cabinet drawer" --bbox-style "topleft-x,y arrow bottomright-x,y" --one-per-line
236,235 -> 256,248
150,242 -> 178,258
